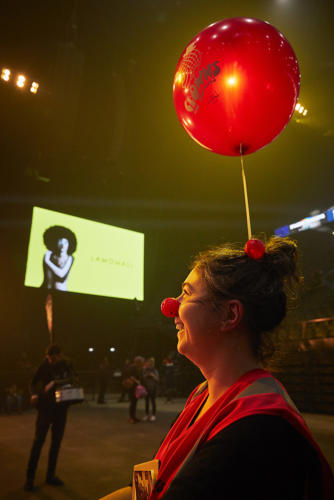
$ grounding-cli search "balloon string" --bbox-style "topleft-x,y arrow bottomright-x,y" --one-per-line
240,148 -> 252,240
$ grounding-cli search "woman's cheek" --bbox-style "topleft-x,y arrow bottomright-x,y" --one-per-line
178,302 -> 192,324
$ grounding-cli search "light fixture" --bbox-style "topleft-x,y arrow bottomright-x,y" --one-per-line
294,102 -> 308,118
30,81 -> 39,94
1,68 -> 11,81
16,74 -> 26,88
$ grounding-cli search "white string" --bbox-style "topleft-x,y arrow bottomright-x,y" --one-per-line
240,147 -> 252,240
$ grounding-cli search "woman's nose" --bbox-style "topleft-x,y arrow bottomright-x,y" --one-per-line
161,297 -> 180,318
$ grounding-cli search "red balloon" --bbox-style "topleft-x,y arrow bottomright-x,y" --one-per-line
173,18 -> 300,156
244,239 -> 266,260
161,297 -> 180,318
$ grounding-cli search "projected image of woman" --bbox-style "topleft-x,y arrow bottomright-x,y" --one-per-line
42,226 -> 77,291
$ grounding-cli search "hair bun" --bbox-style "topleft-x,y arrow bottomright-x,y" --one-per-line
265,237 -> 299,282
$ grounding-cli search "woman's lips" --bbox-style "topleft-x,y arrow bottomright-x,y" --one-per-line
175,321 -> 184,336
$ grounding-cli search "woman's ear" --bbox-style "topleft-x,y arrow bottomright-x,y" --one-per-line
219,300 -> 244,332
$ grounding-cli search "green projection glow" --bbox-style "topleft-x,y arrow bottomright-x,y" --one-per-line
24,207 -> 144,300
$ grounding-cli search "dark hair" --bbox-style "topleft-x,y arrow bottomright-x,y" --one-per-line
46,344 -> 62,356
43,226 -> 77,255
191,237 -> 301,362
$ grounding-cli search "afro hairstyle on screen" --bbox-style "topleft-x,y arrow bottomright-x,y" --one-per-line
43,226 -> 77,255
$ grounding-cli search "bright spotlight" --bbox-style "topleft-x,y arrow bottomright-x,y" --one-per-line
110,347 -> 116,352
1,68 -> 11,81
30,81 -> 39,94
225,75 -> 238,87
295,103 -> 300,111
88,347 -> 94,352
302,109 -> 308,116
16,74 -> 26,88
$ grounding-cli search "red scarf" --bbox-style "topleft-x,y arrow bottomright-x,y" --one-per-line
151,369 -> 334,499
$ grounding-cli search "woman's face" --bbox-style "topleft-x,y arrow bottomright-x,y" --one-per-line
175,268 -> 222,363
57,238 -> 69,252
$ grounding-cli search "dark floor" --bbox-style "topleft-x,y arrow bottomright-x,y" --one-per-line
1,396 -> 334,500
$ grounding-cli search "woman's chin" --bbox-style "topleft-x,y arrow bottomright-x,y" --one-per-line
176,338 -> 186,355
177,337 -> 189,357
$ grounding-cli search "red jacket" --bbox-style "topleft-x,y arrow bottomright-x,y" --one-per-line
151,369 -> 334,499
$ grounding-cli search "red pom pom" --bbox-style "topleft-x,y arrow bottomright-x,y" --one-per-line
244,239 -> 265,260
161,297 -> 180,318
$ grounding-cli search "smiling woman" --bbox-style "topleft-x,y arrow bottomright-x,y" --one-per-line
102,237 -> 334,500
149,237 -> 334,500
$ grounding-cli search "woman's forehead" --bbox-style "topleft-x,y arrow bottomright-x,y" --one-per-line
183,268 -> 206,290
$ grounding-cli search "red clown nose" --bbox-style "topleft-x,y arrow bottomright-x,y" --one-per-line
161,297 -> 180,318
244,239 -> 266,260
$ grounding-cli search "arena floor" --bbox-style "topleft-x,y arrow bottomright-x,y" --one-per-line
1,396 -> 333,500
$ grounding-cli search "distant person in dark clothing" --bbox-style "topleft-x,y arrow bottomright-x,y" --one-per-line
142,357 -> 159,422
16,351 -> 34,410
97,356 -> 111,404
24,344 -> 74,492
123,356 -> 144,424
118,358 -> 130,402
6,384 -> 23,414
162,354 -> 175,402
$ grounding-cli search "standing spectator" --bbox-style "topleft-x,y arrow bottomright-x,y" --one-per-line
6,384 -> 23,414
16,351 -> 34,410
97,356 -> 111,404
142,357 -> 159,422
123,356 -> 144,424
162,353 -> 176,402
0,379 -> 5,414
118,358 -> 130,402
24,344 -> 75,491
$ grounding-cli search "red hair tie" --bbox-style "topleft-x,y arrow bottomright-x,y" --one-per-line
244,239 -> 265,260
161,297 -> 180,318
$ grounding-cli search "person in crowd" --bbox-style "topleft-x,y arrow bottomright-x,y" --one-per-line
6,384 -> 23,414
118,358 -> 131,402
24,344 -> 75,492
142,357 -> 159,422
123,356 -> 144,424
16,351 -> 34,410
42,225 -> 77,291
0,380 -> 5,413
97,356 -> 111,404
101,237 -> 334,500
162,354 -> 175,403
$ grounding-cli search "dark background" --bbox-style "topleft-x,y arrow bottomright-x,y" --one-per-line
0,0 -> 333,371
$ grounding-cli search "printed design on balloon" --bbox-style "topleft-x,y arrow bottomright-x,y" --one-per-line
177,42 -> 202,90
184,60 -> 221,114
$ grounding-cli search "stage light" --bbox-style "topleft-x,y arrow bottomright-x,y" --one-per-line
16,74 -> 26,88
30,81 -> 39,94
110,347 -> 116,352
226,75 -> 238,87
88,347 -> 94,352
1,68 -> 11,81
294,102 -> 308,118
